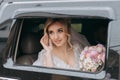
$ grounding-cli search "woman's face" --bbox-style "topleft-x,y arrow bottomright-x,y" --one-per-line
48,22 -> 68,47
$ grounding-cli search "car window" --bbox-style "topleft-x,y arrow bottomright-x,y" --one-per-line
3,16 -> 111,79
13,17 -> 110,73
71,24 -> 82,32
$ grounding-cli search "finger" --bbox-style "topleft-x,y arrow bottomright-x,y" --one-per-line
41,33 -> 48,40
40,39 -> 48,49
40,34 -> 45,43
41,34 -> 48,43
49,39 -> 53,47
40,34 -> 49,48
44,34 -> 49,42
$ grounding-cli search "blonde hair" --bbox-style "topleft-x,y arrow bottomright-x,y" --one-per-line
44,18 -> 72,48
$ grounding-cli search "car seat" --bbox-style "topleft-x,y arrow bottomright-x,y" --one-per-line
16,32 -> 43,65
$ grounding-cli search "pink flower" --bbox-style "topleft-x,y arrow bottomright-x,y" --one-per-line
90,50 -> 98,58
79,44 -> 106,72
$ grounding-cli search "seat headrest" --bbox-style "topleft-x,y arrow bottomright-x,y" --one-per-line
20,32 -> 42,54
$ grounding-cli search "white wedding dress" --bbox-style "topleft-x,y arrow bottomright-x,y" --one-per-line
33,42 -> 88,70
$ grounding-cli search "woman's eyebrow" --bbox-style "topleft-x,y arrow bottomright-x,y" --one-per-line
48,30 -> 53,33
48,27 -> 63,32
58,28 -> 63,30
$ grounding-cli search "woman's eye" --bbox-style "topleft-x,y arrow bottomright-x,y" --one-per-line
49,31 -> 53,34
58,29 -> 63,33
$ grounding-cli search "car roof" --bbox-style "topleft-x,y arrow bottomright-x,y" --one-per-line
0,0 -> 118,23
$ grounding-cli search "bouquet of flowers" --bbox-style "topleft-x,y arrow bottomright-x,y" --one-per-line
79,44 -> 106,72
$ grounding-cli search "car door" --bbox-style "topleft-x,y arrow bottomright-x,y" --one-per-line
0,0 -> 120,80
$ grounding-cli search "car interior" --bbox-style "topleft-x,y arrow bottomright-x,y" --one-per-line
16,18 -> 44,65
15,17 -> 110,72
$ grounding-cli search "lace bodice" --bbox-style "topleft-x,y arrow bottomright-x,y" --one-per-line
33,44 -> 82,70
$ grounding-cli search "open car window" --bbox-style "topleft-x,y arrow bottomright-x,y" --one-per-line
12,16 -> 110,73
3,12 -> 111,79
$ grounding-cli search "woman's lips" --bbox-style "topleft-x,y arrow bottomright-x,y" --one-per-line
54,40 -> 61,44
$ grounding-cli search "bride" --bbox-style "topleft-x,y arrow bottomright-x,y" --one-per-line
33,18 -> 90,70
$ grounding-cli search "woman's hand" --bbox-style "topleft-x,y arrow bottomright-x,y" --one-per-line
40,33 -> 53,53
40,33 -> 54,67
